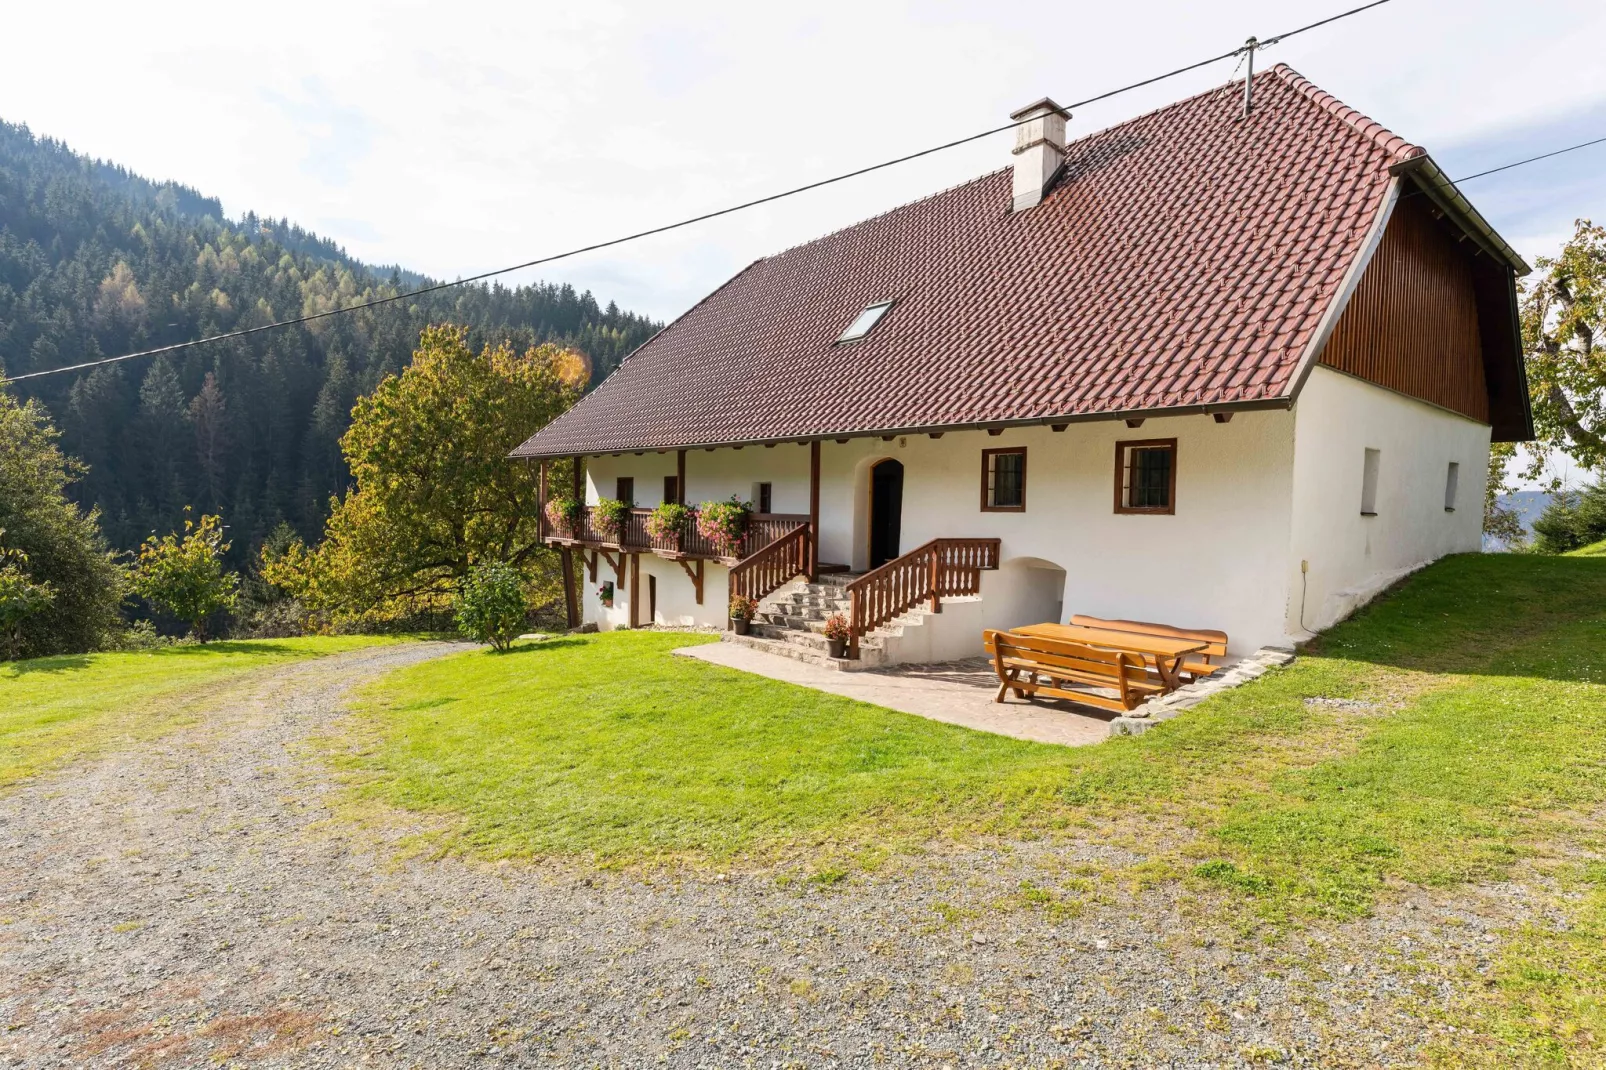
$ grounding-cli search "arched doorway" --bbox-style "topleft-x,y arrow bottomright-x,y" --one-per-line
869,459 -> 904,569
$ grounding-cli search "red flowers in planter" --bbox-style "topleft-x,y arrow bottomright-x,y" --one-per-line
544,495 -> 583,535
645,502 -> 693,545
593,498 -> 630,542
697,496 -> 751,555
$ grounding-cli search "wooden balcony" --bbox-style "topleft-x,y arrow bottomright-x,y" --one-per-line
543,507 -> 810,565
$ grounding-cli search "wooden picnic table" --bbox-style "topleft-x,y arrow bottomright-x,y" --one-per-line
1013,623 -> 1210,692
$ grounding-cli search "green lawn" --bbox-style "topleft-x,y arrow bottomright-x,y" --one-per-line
347,553 -> 1606,1064
0,636 -> 392,787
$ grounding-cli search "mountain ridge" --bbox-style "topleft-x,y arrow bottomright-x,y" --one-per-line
0,116 -> 660,561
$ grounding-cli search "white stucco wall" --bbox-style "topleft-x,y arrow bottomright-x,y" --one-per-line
578,410 -> 1301,651
565,366 -> 1493,650
578,547 -> 731,632
1285,365 -> 1491,636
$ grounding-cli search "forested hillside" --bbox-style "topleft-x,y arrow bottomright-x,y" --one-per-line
0,119 -> 659,561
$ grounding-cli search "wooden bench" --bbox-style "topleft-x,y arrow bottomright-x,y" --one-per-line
1068,615 -> 1228,681
983,630 -> 1164,713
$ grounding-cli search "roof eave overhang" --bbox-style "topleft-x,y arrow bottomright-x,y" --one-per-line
507,396 -> 1294,460
1388,155 -> 1531,276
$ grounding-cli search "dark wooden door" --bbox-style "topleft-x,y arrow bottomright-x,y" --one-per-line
870,460 -> 903,569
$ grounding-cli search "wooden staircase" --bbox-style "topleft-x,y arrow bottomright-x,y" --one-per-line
720,537 -> 1002,670
845,538 -> 1001,658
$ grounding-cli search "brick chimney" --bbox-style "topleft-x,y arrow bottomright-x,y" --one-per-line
1009,98 -> 1070,211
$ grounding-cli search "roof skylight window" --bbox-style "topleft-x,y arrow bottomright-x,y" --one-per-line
836,300 -> 895,344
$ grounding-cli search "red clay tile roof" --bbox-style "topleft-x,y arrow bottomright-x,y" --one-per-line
514,66 -> 1437,458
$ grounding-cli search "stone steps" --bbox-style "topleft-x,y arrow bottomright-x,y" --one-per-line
724,575 -> 979,670
723,576 -> 879,670
722,630 -> 888,671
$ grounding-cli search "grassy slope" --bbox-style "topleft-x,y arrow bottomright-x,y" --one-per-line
1567,537 -> 1606,557
0,637 -> 392,787
349,553 -> 1606,1064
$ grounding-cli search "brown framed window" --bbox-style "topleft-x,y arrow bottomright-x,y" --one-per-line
981,447 -> 1027,511
663,475 -> 679,505
755,482 -> 773,514
1114,439 -> 1176,514
615,477 -> 635,505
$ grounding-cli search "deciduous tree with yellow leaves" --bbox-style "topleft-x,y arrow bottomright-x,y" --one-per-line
263,326 -> 586,626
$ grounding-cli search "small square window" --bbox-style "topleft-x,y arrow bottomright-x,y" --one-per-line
1114,439 -> 1176,514
981,448 -> 1027,511
1444,461 -> 1459,512
836,300 -> 895,343
1360,448 -> 1380,516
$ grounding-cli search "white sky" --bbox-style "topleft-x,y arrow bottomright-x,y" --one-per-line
5,0 -> 1605,486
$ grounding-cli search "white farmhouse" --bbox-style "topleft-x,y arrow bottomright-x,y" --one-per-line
512,65 -> 1531,666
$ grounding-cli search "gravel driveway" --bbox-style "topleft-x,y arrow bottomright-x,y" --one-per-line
0,642 -> 1506,1067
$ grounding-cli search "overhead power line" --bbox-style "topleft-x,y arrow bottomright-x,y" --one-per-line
0,0 -> 1409,385
1450,135 -> 1606,184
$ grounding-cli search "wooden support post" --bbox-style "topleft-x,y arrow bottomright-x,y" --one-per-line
808,440 -> 821,582
676,449 -> 686,505
629,553 -> 641,628
586,550 -> 597,583
929,546 -> 942,613
676,558 -> 704,604
537,460 -> 548,541
848,588 -> 860,660
559,547 -> 579,629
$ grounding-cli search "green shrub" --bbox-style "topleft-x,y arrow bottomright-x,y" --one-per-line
108,619 -> 191,651
0,539 -> 54,661
454,562 -> 528,651
0,390 -> 126,657
130,512 -> 240,642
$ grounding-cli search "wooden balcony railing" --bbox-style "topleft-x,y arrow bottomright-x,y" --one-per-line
845,538 -> 1001,658
728,524 -> 811,611
546,508 -> 810,564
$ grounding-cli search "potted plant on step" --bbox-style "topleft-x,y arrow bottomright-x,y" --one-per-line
544,495 -> 584,538
823,612 -> 851,659
645,501 -> 693,551
697,495 -> 751,556
729,593 -> 758,635
593,497 -> 630,543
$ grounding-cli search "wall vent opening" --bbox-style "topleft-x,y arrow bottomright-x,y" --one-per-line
1360,448 -> 1381,516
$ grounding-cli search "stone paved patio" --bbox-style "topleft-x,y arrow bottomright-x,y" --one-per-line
674,642 -> 1117,746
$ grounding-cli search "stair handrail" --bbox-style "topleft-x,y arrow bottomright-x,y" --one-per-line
844,538 -> 1001,658
727,522 -> 811,619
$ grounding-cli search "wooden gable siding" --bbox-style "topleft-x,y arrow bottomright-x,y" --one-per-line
1319,194 -> 1489,423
